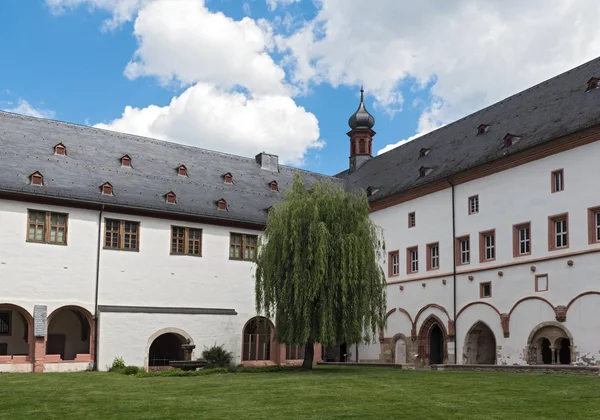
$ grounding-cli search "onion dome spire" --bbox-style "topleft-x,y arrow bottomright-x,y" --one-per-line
348,86 -> 375,130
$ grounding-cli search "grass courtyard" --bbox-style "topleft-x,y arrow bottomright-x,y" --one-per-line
1,366 -> 600,419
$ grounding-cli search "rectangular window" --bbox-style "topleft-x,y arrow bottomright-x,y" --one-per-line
427,242 -> 439,271
27,210 -> 68,245
104,219 -> 140,251
456,236 -> 470,265
230,233 -> 258,261
535,274 -> 549,292
408,212 -> 416,228
587,207 -> 600,244
479,230 -> 496,262
513,222 -> 531,257
551,169 -> 564,193
388,251 -> 400,277
407,247 -> 418,274
548,213 -> 568,251
480,282 -> 492,298
285,344 -> 305,360
0,312 -> 10,335
171,226 -> 202,256
468,195 -> 479,215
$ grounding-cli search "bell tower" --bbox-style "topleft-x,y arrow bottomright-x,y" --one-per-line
347,86 -> 375,172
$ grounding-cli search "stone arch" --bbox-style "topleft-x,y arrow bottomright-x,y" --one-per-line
566,291 -> 600,312
0,303 -> 34,364
463,321 -> 496,365
146,327 -> 194,369
417,314 -> 448,365
242,317 -> 277,364
391,333 -> 410,365
46,305 -> 95,362
508,296 -> 556,321
526,321 -> 574,365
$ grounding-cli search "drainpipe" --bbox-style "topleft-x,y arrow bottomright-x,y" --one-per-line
93,205 -> 104,371
447,178 -> 457,365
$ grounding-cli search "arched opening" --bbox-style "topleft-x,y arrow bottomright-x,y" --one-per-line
394,337 -> 407,364
464,321 -> 496,364
557,338 -> 571,365
429,325 -> 444,364
242,317 -> 274,362
526,323 -> 574,365
148,333 -> 186,367
46,306 -> 93,361
540,338 -> 552,364
417,315 -> 448,365
0,304 -> 34,362
358,139 -> 366,154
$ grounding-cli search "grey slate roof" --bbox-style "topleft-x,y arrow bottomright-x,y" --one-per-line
0,111 -> 335,226
345,56 -> 600,200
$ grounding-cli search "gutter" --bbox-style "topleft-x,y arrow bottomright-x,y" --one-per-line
93,204 -> 104,371
446,178 -> 458,364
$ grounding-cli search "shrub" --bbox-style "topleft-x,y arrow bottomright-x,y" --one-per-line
122,366 -> 142,375
109,356 -> 126,372
201,344 -> 233,368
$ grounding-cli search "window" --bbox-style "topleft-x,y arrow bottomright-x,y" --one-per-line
388,251 -> 400,277
551,169 -> 564,193
30,171 -> 43,186
269,181 -> 278,191
535,274 -> 549,292
54,143 -> 66,155
456,236 -> 470,265
230,233 -> 258,261
480,282 -> 492,298
166,192 -> 177,204
503,133 -> 521,147
224,173 -> 233,184
0,312 -> 11,335
479,230 -> 496,262
419,166 -> 432,177
121,155 -> 131,167
286,344 -> 305,360
27,210 -> 68,244
427,242 -> 439,271
513,222 -> 531,257
468,195 -> 479,215
586,77 -> 599,92
548,213 -> 568,251
419,148 -> 430,158
408,212 -> 416,228
407,247 -> 418,274
177,165 -> 187,177
217,199 -> 227,211
358,139 -> 366,154
104,219 -> 140,251
588,207 -> 600,244
101,182 -> 113,196
477,124 -> 489,135
171,226 -> 202,256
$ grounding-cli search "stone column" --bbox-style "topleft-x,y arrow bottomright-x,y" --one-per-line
34,337 -> 45,373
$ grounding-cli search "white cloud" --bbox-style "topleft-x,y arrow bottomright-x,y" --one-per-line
95,83 -> 323,165
3,99 -> 56,119
266,0 -> 301,11
280,0 -> 600,151
46,0 -> 149,30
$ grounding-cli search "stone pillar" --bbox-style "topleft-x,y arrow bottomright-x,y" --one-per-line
34,337 -> 45,373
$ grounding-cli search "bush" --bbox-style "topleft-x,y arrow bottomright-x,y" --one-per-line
201,344 -> 233,368
109,357 -> 126,372
122,366 -> 142,375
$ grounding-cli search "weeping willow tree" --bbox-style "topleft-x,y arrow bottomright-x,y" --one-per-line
255,172 -> 386,368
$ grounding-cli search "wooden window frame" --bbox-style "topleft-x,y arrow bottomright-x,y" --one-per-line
224,173 -> 233,184
270,181 -> 278,191
408,212 -> 416,228
217,199 -> 227,211
26,210 -> 68,245
551,169 -> 564,193
30,172 -> 43,186
479,229 -> 496,263
426,242 -> 440,271
166,192 -> 177,204
406,246 -> 418,274
479,282 -> 492,298
229,233 -> 258,261
468,195 -> 479,215
177,165 -> 187,177
587,206 -> 600,245
456,235 -> 470,266
0,311 -> 12,336
388,250 -> 400,277
170,226 -> 202,257
512,222 -> 532,257
121,155 -> 131,167
103,219 -> 140,251
101,183 -> 113,196
54,143 -> 66,155
548,213 -> 569,251
535,274 -> 549,292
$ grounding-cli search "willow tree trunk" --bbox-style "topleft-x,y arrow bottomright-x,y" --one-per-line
302,342 -> 314,369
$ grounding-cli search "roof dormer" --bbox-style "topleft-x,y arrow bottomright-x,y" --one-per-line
223,172 -> 233,184
586,77 -> 599,92
419,148 -> 430,158
269,180 -> 278,191
503,133 -> 522,147
101,182 -> 113,196
121,154 -> 132,167
477,124 -> 490,135
54,143 -> 66,156
418,166 -> 433,178
217,198 -> 227,211
165,191 -> 177,204
177,165 -> 187,177
30,171 -> 43,186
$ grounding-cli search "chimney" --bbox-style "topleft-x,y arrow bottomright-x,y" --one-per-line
255,152 -> 279,172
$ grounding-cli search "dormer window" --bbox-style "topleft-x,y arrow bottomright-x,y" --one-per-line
269,181 -> 278,191
419,166 -> 433,178
586,77 -> 599,92
419,148 -> 430,158
477,124 -> 489,135
224,173 -> 233,184
217,198 -> 227,211
121,155 -> 131,167
54,143 -> 66,156
30,171 -> 43,186
503,133 -> 522,147
177,165 -> 187,177
101,182 -> 113,196
166,191 -> 177,204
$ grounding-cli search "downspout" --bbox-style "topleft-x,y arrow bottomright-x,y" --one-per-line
447,178 -> 457,365
93,205 -> 104,371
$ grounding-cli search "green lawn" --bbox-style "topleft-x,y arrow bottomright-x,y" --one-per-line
2,366 -> 599,419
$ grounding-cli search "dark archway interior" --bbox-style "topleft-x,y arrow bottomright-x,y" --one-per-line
559,338 -> 571,364
429,324 -> 444,364
541,338 -> 552,364
243,318 -> 271,361
47,309 -> 90,360
464,322 -> 496,364
149,333 -> 185,367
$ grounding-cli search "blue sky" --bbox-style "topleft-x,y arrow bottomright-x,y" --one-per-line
1,1 -> 598,175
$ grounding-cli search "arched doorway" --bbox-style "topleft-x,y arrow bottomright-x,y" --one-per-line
417,315 -> 448,365
0,304 -> 34,362
540,338 -> 552,364
526,322 -> 574,365
394,337 -> 407,365
557,338 -> 571,365
464,322 -> 496,364
148,333 -> 186,367
242,317 -> 275,362
46,306 -> 94,361
430,325 -> 444,364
